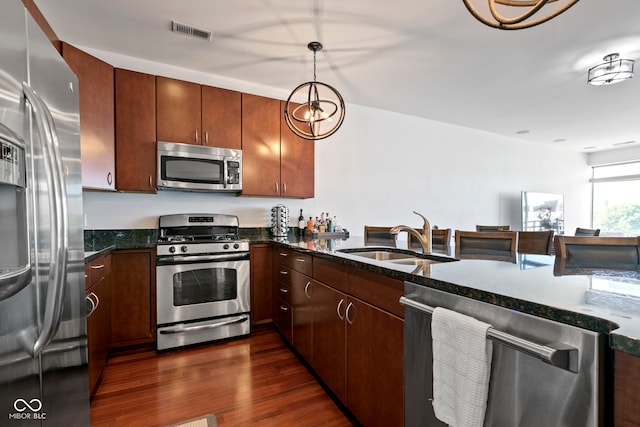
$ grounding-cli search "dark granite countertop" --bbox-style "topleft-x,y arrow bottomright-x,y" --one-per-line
82,228 -> 640,357
269,233 -> 640,358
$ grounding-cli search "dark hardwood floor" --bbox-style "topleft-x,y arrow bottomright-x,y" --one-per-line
90,326 -> 355,426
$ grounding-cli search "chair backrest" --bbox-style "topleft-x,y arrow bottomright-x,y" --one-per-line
517,230 -> 554,255
455,230 -> 517,257
574,227 -> 601,236
408,228 -> 452,251
554,236 -> 640,267
476,225 -> 511,232
364,226 -> 396,247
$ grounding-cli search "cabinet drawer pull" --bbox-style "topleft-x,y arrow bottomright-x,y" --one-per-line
283,182 -> 287,194
279,252 -> 288,257
280,305 -> 289,311
280,270 -> 288,275
149,175 -> 153,188
295,258 -> 306,262
279,287 -> 289,293
205,131 -> 209,145
337,298 -> 345,320
275,182 -> 279,194
91,264 -> 105,270
345,302 -> 354,325
195,129 -> 199,143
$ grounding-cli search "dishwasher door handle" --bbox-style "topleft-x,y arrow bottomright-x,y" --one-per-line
399,296 -> 579,373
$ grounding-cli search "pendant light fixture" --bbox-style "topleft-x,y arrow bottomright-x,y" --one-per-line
587,53 -> 635,86
461,0 -> 581,30
284,41 -> 345,140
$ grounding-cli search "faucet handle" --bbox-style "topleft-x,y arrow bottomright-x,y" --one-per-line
412,211 -> 430,230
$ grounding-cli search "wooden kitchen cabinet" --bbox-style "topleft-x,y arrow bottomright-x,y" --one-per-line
62,43 -> 115,190
311,279 -> 347,402
156,76 -> 201,145
291,269 -> 313,363
614,350 -> 640,426
156,76 -> 241,148
346,296 -> 404,427
85,253 -> 111,397
280,101 -> 314,198
114,69 -> 157,192
242,93 -> 281,196
250,244 -> 273,326
110,249 -> 156,348
241,94 -> 314,198
202,85 -> 241,149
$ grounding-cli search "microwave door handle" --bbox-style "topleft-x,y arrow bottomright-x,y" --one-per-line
23,82 -> 69,358
223,159 -> 228,189
0,123 -> 32,301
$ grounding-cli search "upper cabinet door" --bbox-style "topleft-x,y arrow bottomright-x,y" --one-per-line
156,76 -> 201,145
62,43 -> 115,191
201,86 -> 241,149
241,93 -> 281,196
115,69 -> 156,192
280,101 -> 314,199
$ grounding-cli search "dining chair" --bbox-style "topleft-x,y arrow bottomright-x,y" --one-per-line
455,230 -> 518,257
363,226 -> 397,247
517,230 -> 554,255
476,225 -> 511,232
574,227 -> 601,236
554,236 -> 640,268
408,228 -> 452,252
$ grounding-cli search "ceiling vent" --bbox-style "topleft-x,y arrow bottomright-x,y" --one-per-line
171,21 -> 212,41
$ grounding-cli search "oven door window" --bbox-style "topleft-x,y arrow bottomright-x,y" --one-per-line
173,267 -> 237,306
161,156 -> 224,184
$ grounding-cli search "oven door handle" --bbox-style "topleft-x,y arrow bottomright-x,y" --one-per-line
158,314 -> 249,335
157,252 -> 249,264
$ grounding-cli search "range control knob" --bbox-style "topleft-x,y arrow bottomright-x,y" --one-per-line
223,243 -> 230,250
181,246 -> 188,253
233,243 -> 240,249
168,246 -> 176,254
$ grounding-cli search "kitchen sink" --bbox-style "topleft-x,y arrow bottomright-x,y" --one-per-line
337,248 -> 458,265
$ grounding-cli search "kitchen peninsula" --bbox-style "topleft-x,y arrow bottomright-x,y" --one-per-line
86,228 -> 640,426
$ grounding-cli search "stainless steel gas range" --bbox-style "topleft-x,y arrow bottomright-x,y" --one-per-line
155,213 -> 250,350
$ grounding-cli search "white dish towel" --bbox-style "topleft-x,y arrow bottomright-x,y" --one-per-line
431,307 -> 494,427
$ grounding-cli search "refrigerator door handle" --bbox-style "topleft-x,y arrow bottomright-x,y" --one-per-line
23,82 -> 69,357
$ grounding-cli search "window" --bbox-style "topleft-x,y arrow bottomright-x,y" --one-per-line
592,161 -> 640,236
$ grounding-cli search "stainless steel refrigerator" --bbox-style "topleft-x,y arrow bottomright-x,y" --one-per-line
0,1 -> 90,425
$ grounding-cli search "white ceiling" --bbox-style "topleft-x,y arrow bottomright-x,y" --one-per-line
35,0 -> 640,153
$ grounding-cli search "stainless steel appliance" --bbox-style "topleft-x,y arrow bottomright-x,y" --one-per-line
0,1 -> 89,425
401,282 -> 607,427
156,214 -> 250,350
157,141 -> 242,192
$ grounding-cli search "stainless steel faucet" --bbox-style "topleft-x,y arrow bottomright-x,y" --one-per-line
390,211 -> 432,254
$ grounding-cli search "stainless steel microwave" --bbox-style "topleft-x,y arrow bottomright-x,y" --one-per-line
157,141 -> 242,192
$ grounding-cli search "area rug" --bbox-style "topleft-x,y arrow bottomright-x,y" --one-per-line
168,414 -> 217,427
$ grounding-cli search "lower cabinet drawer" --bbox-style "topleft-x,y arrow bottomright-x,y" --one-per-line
274,298 -> 293,343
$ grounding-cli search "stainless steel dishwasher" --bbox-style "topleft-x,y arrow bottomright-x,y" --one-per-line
401,282 -> 609,427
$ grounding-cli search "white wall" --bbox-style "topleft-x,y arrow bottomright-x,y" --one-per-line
81,47 -> 592,235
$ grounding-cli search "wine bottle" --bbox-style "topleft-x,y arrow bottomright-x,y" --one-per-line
298,209 -> 305,235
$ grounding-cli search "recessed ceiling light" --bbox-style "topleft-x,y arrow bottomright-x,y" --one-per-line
516,130 -> 530,135
553,138 -> 567,143
583,146 -> 596,150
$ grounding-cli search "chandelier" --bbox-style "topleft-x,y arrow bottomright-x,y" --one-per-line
284,41 -> 345,140
462,0 -> 581,30
587,53 -> 635,86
